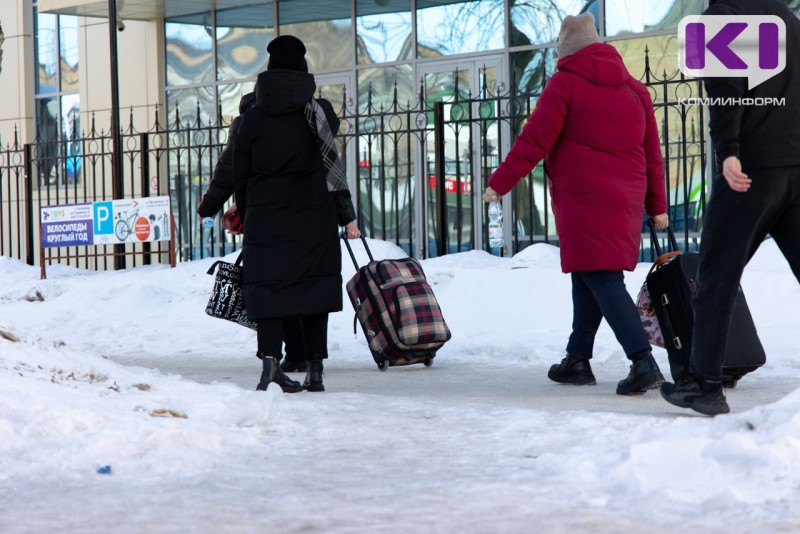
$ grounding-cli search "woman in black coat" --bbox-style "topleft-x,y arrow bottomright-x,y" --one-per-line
233,35 -> 360,393
198,91 -> 308,374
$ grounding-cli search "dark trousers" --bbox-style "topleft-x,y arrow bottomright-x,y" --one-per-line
566,271 -> 650,360
691,166 -> 800,381
281,317 -> 305,362
257,314 -> 329,360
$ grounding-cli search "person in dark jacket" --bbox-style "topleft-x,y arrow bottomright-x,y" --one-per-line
661,0 -> 800,416
198,92 -> 309,374
233,35 -> 361,393
483,13 -> 669,396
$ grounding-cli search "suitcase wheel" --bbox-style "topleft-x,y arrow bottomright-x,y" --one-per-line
378,359 -> 390,372
423,356 -> 433,367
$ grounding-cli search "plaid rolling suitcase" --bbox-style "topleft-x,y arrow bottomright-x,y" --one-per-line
644,223 -> 765,387
342,234 -> 451,371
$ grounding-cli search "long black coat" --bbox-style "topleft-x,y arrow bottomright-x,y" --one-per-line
232,69 -> 351,319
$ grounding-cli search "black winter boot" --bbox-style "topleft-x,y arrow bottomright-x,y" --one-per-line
547,355 -> 596,385
616,349 -> 665,396
256,353 -> 303,393
660,376 -> 730,416
303,358 -> 325,392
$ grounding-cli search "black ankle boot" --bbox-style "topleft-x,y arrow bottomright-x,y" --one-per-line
660,376 -> 730,416
303,358 -> 325,392
280,354 -> 308,373
616,349 -> 665,396
547,354 -> 596,385
256,354 -> 303,393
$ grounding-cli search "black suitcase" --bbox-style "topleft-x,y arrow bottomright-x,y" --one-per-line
645,224 -> 766,387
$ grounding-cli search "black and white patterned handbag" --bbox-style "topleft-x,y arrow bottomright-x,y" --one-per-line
205,253 -> 256,330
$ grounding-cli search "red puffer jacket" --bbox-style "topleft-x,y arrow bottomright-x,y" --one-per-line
488,43 -> 666,273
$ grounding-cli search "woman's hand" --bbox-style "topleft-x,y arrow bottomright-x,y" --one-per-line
483,187 -> 501,203
651,213 -> 669,229
345,220 -> 361,239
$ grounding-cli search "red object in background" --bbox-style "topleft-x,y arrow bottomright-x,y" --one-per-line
427,175 -> 472,194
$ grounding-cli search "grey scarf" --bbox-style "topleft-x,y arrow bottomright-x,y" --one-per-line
304,99 -> 349,193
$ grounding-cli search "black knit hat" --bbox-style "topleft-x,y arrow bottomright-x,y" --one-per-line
267,35 -> 308,72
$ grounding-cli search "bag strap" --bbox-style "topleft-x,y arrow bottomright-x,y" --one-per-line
206,252 -> 244,275
647,219 -> 682,274
647,218 -> 680,256
340,230 -> 373,269
647,251 -> 682,276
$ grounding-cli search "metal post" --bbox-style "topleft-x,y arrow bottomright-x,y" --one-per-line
108,0 -> 125,269
140,133 -> 151,264
433,102 -> 447,257
24,144 -> 34,266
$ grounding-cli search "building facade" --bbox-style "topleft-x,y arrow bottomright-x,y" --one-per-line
1,1 -> 798,268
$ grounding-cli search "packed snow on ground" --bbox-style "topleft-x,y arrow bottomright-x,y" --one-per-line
1,238 -> 799,533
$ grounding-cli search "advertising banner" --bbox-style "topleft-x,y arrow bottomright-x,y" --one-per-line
41,203 -> 94,248
41,196 -> 172,248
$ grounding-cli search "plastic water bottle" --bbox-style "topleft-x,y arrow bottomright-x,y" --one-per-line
488,201 -> 503,249
202,217 -> 214,229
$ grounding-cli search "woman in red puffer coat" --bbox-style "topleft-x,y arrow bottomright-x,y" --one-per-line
483,12 -> 669,396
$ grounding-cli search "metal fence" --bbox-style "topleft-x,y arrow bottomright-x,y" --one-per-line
1,51 -> 707,270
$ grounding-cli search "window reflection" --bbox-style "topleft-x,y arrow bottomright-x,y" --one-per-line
356,66 -> 415,250
510,0 -> 593,46
356,0 -> 412,64
216,4 -> 273,81
60,94 -> 80,138
416,0 -> 504,58
279,2 -> 353,70
357,65 -> 414,113
36,98 -> 59,185
166,86 -> 216,126
61,94 -> 81,183
605,0 -> 704,37
610,34 -> 679,83
511,48 -> 557,95
36,12 -> 58,94
166,15 -> 214,87
219,82 -> 254,125
59,15 -> 79,91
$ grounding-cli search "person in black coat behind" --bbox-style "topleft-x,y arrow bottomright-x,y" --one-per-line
661,0 -> 800,415
198,92 -> 309,374
233,35 -> 361,393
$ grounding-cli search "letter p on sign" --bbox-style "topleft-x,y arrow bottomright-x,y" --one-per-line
679,15 -> 786,89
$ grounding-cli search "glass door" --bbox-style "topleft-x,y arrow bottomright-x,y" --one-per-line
417,57 -> 504,257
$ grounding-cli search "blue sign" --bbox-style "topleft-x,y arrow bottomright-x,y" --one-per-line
93,201 -> 114,236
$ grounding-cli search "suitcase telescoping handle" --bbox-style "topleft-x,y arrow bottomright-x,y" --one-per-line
340,229 -> 374,269
647,218 -> 681,257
